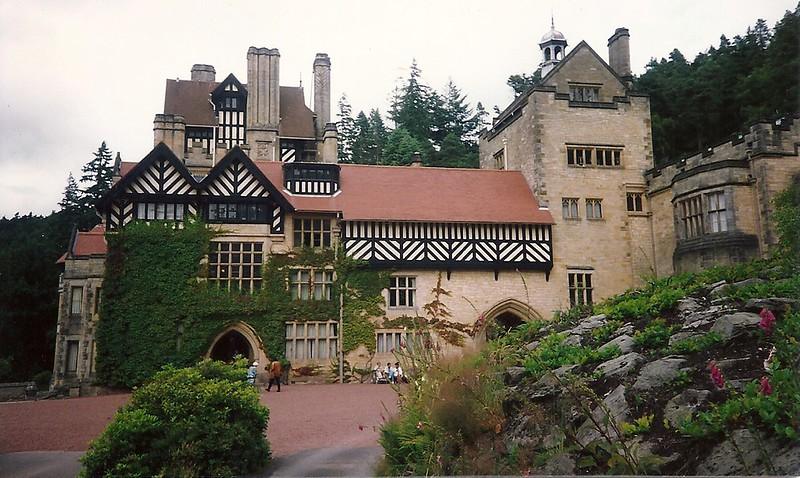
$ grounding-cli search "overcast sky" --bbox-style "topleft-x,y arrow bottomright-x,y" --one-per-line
0,0 -> 795,217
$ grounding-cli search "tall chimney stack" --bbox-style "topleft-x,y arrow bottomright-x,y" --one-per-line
313,53 -> 331,138
190,64 -> 216,82
608,28 -> 632,86
246,47 -> 281,161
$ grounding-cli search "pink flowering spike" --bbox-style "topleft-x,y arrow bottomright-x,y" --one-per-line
708,360 -> 725,389
759,308 -> 776,335
759,376 -> 773,396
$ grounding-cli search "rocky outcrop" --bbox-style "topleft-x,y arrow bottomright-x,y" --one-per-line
710,312 -> 762,340
632,356 -> 688,391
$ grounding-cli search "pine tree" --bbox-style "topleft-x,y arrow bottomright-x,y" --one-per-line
438,80 -> 479,142
336,94 -> 357,162
59,173 -> 83,212
350,111 -> 373,164
80,142 -> 114,209
368,109 -> 388,165
507,68 -> 542,96
389,60 -> 438,146
381,128 -> 424,166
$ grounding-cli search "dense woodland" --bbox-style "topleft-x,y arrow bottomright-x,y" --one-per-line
0,9 -> 797,383
0,144 -> 110,383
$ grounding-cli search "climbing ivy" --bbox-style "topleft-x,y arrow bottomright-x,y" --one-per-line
95,220 -> 387,388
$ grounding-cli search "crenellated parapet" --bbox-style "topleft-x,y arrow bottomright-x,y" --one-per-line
646,114 -> 800,193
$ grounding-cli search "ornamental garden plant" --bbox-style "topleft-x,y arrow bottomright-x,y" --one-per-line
80,358 -> 270,478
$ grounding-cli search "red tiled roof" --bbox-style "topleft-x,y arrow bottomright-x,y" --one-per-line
119,161 -> 137,177
57,224 -> 107,263
256,163 -> 554,225
163,80 -> 315,138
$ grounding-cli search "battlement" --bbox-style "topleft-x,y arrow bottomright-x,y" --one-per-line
647,114 -> 800,191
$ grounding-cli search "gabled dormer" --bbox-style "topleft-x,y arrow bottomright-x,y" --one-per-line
541,41 -> 629,104
211,74 -> 248,149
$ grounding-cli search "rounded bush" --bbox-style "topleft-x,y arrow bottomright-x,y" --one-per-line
80,359 -> 269,477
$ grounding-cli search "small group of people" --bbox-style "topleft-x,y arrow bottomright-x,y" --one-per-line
374,362 -> 405,384
247,359 -> 283,392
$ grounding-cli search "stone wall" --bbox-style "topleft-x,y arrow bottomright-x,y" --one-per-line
479,47 -> 656,302
646,116 -> 800,275
52,256 -> 105,390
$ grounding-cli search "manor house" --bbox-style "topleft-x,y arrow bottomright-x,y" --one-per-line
53,27 -> 799,393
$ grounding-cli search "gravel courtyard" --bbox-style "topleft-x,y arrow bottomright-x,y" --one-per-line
0,383 -> 399,476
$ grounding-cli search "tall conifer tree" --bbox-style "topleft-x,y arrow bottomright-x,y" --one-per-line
80,141 -> 114,209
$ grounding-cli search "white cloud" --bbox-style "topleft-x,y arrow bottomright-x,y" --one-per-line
0,0 -> 794,216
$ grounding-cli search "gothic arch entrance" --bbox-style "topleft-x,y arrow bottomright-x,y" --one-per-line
206,322 -> 266,365
482,299 -> 544,341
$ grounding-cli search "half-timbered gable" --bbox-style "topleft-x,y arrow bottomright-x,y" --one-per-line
200,148 -> 292,232
211,74 -> 248,149
101,143 -> 199,229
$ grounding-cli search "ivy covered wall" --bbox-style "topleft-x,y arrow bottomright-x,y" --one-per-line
95,221 -> 387,388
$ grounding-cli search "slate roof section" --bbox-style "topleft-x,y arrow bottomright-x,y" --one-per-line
163,79 -> 316,138
57,224 -> 107,263
164,80 -> 217,125
256,162 -> 554,225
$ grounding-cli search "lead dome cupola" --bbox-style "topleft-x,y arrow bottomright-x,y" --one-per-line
539,17 -> 568,76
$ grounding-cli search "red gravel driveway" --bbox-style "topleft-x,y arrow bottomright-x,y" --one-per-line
0,384 -> 398,458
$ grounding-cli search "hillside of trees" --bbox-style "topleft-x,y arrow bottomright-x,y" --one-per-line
637,6 -> 799,165
0,143 -> 112,383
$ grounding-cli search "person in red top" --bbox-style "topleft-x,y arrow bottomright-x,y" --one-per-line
267,359 -> 282,392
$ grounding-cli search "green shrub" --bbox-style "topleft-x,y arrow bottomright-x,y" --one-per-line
32,370 -> 52,389
621,414 -> 654,436
522,334 -> 621,378
633,319 -> 675,351
80,359 -> 270,478
589,320 -> 623,345
666,332 -> 723,355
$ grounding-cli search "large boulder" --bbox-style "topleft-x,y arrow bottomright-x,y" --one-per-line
576,385 -> 629,446
537,452 -> 576,475
710,312 -> 762,340
744,297 -> 800,313
663,389 -> 710,428
594,352 -> 645,378
710,278 -> 765,299
504,366 -> 527,386
695,429 -> 798,475
567,314 -> 608,336
599,334 -> 634,354
632,356 -> 688,391
676,297 -> 702,314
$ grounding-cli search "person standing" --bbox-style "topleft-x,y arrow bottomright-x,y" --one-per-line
267,359 -> 282,392
247,361 -> 258,387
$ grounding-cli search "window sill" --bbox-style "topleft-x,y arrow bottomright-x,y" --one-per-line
586,217 -> 605,221
387,306 -> 417,311
561,217 -> 581,222
627,211 -> 649,217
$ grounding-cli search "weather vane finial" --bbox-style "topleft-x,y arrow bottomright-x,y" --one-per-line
551,12 -> 555,30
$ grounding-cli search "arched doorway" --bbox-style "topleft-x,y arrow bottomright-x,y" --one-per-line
206,322 -> 266,366
209,330 -> 254,362
481,299 -> 544,341
487,311 -> 525,340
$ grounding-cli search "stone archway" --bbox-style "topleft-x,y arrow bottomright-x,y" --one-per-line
481,299 -> 544,341
206,322 -> 267,369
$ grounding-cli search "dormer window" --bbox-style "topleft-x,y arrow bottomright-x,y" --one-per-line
569,85 -> 600,102
283,163 -> 340,195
